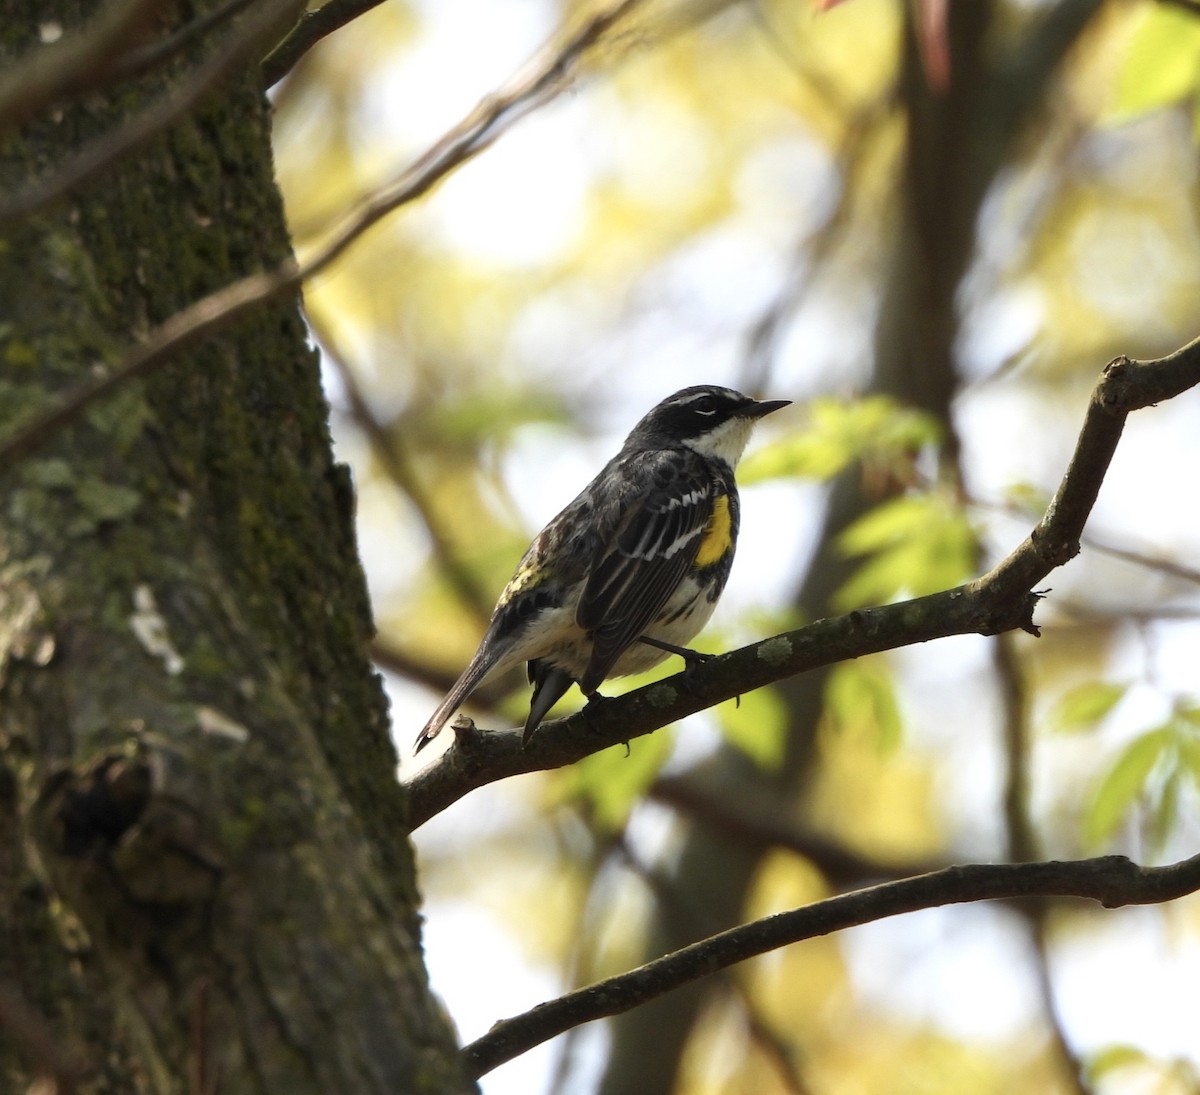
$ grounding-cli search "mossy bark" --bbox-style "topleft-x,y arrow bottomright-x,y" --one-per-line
0,2 -> 468,1091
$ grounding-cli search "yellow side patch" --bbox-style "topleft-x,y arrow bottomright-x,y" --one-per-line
694,494 -> 732,567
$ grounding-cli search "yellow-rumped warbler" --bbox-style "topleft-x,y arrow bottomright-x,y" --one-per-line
413,385 -> 790,753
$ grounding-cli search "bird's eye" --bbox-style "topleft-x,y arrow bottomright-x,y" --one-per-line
694,396 -> 717,416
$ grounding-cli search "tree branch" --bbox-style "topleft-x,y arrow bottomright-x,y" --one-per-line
261,0 -> 386,87
404,337 -> 1200,827
464,851 -> 1200,1078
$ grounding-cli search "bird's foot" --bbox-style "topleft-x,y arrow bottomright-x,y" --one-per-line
637,635 -> 713,677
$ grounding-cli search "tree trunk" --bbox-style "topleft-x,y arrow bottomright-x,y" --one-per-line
0,2 -> 467,1091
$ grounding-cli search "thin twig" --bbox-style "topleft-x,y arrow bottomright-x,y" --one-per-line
463,851 -> 1200,1077
0,0 -> 305,225
404,337 -> 1200,826
971,495 -> 1200,588
261,0 -> 386,87
0,0 -> 646,476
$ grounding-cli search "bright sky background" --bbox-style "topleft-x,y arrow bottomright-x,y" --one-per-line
287,0 -> 1200,1091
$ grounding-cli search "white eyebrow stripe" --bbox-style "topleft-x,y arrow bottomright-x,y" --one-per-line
671,390 -> 732,406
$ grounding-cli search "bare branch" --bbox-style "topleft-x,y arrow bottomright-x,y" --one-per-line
970,494 -> 1200,587
0,0 -> 645,475
404,337 -> 1200,827
464,850 -> 1200,1078
0,0 -> 304,225
0,0 -> 164,132
261,0 -> 386,87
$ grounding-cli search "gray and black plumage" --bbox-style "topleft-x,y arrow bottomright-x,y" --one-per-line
413,385 -> 790,754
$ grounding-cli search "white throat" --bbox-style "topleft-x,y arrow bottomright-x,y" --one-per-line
683,416 -> 756,467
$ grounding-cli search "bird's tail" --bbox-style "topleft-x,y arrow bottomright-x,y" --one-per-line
413,647 -> 499,754
523,662 -> 576,745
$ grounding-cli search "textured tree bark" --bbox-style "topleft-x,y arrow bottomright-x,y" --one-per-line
0,2 -> 468,1091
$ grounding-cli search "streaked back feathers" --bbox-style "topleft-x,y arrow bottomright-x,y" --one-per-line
411,383 -> 790,754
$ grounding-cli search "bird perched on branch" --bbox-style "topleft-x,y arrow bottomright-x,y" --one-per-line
413,384 -> 790,754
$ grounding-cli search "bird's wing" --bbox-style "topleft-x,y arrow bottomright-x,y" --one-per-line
575,453 -> 714,693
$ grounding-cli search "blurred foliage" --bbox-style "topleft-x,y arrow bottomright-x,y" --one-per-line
560,727 -> 678,830
1048,679 -> 1130,735
739,395 -> 943,485
1111,2 -> 1200,136
834,490 -> 978,609
715,680 -> 789,770
823,658 -> 904,754
273,0 -> 1200,1091
1084,700 -> 1200,852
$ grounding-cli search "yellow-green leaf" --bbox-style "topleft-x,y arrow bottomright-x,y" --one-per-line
1110,5 -> 1200,124
1083,727 -> 1172,849
560,729 -> 675,830
1150,769 -> 1181,853
824,659 -> 903,754
1085,1043 -> 1151,1083
1049,681 -> 1129,735
717,685 -> 787,770
834,493 -> 976,610
739,395 -> 941,485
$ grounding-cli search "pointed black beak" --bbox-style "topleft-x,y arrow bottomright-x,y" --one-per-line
744,397 -> 791,419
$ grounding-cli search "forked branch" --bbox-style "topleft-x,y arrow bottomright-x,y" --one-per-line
404,337 -> 1200,827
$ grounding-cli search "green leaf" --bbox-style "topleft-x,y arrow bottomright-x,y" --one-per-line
1049,681 -> 1129,735
1151,769 -> 1181,854
717,685 -> 787,771
1110,4 -> 1200,124
739,395 -> 941,485
1085,1043 -> 1151,1083
824,660 -> 904,754
1003,480 -> 1051,515
834,493 -> 976,610
561,729 -> 675,830
838,494 -> 930,555
739,431 -> 854,483
1173,699 -> 1200,729
1174,731 -> 1200,793
1083,727 -> 1173,849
